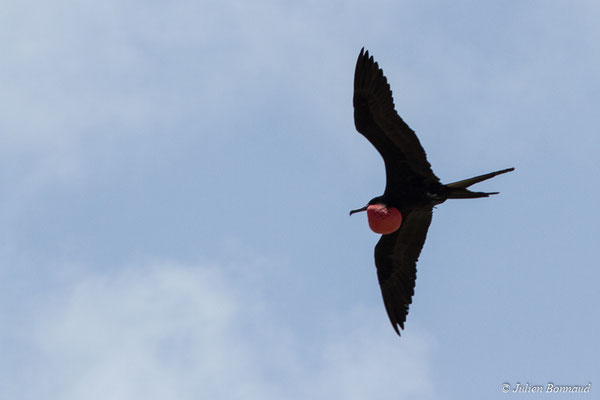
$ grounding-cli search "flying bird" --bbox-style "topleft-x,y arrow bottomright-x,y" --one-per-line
350,48 -> 514,336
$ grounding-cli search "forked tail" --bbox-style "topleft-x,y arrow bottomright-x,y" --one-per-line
446,167 -> 514,199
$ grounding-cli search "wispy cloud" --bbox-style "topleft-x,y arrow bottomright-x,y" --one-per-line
5,260 -> 435,400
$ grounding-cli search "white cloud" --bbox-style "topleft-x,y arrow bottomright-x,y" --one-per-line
0,0 -> 351,215
6,260 -> 435,400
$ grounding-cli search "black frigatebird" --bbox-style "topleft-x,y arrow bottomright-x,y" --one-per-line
350,48 -> 514,336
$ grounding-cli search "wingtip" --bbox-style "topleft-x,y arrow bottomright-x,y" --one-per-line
390,317 -> 404,336
358,47 -> 367,59
358,47 -> 372,62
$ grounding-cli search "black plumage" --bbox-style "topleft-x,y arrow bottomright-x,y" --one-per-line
351,48 -> 514,335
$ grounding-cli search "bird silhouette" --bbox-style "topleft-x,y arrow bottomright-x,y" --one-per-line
350,48 -> 514,336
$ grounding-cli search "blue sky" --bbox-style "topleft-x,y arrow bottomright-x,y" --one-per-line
1,1 -> 599,399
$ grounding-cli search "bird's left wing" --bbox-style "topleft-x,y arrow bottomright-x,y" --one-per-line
353,48 -> 440,192
374,207 -> 433,335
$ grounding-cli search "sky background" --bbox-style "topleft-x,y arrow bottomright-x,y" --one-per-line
1,1 -> 599,399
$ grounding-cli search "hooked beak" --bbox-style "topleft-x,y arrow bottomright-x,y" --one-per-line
349,205 -> 368,216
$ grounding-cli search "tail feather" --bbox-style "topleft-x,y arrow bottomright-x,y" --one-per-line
447,167 -> 514,189
445,167 -> 514,199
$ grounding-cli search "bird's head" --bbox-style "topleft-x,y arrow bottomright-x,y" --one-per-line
349,197 -> 403,234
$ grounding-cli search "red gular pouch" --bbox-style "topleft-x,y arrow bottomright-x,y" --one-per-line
366,204 -> 403,234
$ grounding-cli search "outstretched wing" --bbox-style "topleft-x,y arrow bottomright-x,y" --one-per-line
353,48 -> 440,193
374,207 -> 433,335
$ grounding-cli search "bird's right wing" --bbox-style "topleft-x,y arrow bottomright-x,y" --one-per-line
353,48 -> 440,191
374,207 -> 433,335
